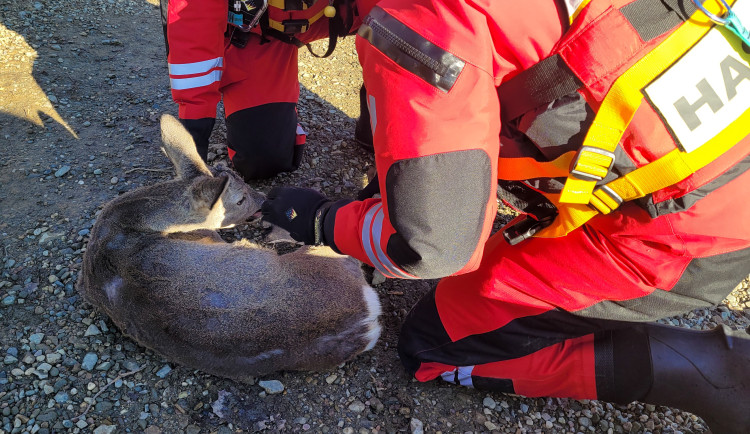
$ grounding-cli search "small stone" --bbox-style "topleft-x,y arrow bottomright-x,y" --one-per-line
83,121 -> 92,127
94,425 -> 117,434
369,397 -> 384,413
409,418 -> 424,434
2,295 -> 15,305
325,374 -> 337,384
371,270 -> 386,286
93,168 -> 102,175
54,391 -> 69,403
258,379 -> 284,395
96,361 -> 113,371
122,360 -> 140,371
84,324 -> 101,336
348,400 -> 365,413
54,166 -> 71,178
81,353 -> 98,371
155,364 -> 172,378
110,176 -> 119,184
483,396 -> 497,409
29,333 -> 45,345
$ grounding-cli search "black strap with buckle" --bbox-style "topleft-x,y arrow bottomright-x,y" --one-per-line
502,215 -> 555,245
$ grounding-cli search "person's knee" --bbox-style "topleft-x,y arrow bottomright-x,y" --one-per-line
225,103 -> 303,180
229,142 -> 299,180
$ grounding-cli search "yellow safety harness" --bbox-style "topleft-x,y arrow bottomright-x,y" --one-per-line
498,0 -> 750,242
552,0 -> 750,236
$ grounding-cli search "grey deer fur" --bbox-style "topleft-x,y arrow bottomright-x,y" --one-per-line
77,114 -> 381,381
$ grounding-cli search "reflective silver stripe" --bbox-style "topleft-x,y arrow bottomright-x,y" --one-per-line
440,366 -> 475,387
362,204 -> 396,278
371,207 -> 415,279
368,95 -> 377,132
296,124 -> 306,136
170,70 -> 222,91
168,57 -> 223,76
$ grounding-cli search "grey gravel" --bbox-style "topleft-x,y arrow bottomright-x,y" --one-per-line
1,0 -> 749,433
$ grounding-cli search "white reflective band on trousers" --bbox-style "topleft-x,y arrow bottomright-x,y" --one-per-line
168,57 -> 223,90
361,203 -> 415,279
440,365 -> 475,387
168,57 -> 223,75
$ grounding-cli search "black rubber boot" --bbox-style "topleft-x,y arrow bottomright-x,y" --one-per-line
643,323 -> 750,434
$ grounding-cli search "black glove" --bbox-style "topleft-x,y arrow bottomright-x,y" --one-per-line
261,187 -> 332,245
179,117 -> 215,162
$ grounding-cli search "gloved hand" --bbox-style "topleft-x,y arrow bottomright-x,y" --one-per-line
261,187 -> 332,245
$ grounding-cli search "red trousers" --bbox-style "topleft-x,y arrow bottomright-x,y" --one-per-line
398,166 -> 750,404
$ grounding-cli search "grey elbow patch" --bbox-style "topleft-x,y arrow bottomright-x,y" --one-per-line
385,150 -> 491,278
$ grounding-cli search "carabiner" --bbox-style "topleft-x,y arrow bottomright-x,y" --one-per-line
691,0 -> 750,47
691,0 -> 730,25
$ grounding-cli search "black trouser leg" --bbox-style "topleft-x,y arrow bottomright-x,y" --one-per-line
226,102 -> 303,180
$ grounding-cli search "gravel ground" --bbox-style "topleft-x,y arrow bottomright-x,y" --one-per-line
2,1 -> 750,433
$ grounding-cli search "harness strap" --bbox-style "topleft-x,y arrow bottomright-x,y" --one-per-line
307,0 -> 353,58
532,0 -> 750,238
498,55 -> 581,122
559,0 -> 726,205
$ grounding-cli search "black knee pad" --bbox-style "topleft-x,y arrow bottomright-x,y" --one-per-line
226,103 -> 304,180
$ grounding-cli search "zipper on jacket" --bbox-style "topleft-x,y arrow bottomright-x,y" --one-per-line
363,15 -> 450,78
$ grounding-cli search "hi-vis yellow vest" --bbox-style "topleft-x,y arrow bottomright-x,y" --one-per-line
497,0 -> 750,244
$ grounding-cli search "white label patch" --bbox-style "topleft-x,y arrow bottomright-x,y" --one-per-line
644,1 -> 750,153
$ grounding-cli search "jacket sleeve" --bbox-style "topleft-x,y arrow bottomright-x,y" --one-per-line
325,3 -> 501,280
166,0 -> 227,120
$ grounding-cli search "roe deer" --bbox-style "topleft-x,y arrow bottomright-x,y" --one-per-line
77,114 -> 381,381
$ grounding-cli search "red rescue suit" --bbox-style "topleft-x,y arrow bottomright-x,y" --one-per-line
165,0 -> 379,179
322,0 -> 750,403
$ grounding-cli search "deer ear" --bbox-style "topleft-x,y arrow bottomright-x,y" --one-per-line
189,175 -> 230,210
160,114 -> 212,179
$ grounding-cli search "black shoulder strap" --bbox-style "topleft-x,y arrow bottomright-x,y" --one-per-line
498,54 -> 581,122
306,0 -> 354,58
306,17 -> 339,58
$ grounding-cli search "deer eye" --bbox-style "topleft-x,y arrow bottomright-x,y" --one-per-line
236,197 -> 246,206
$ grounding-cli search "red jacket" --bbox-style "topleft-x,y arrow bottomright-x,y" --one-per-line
166,0 -> 380,120
325,0 -> 567,279
327,0 -> 750,279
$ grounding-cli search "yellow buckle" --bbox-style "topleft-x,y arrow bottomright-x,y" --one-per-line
560,146 -> 616,204
569,146 -> 615,182
588,185 -> 623,214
